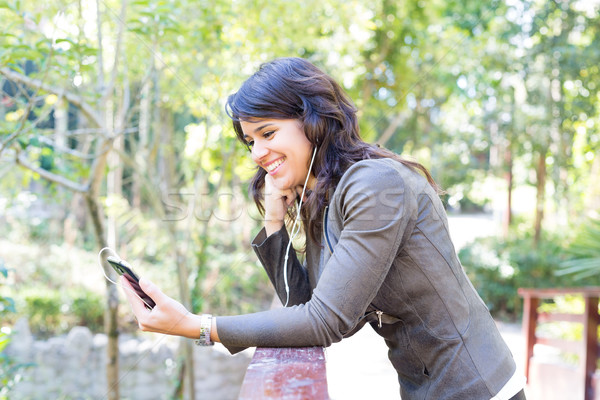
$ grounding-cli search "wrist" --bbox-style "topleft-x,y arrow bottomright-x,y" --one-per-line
265,220 -> 284,236
185,313 -> 202,339
210,317 -> 219,343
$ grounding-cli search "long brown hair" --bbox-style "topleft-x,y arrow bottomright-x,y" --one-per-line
226,57 -> 441,244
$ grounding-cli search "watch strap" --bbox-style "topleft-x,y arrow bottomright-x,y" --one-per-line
195,314 -> 214,346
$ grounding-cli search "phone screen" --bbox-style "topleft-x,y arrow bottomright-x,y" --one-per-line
106,256 -> 156,309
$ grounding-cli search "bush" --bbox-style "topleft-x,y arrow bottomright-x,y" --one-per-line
459,232 -> 585,320
69,289 -> 104,333
22,289 -> 62,337
19,288 -> 105,337
558,217 -> 600,281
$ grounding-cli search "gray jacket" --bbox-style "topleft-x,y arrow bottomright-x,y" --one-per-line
217,158 -> 516,399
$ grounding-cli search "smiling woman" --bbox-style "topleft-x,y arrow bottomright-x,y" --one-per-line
121,57 -> 526,400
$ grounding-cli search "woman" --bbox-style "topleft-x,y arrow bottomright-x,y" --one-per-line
122,57 -> 526,399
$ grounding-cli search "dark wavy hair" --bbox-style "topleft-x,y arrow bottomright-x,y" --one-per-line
226,57 -> 440,244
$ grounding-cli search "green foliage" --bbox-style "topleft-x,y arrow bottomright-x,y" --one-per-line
0,0 -> 599,356
459,232 -> 583,320
557,217 -> 600,280
21,288 -> 62,336
0,331 -> 21,400
0,329 -> 34,400
0,260 -> 33,399
0,261 -> 15,315
190,225 -> 273,316
20,287 -> 104,337
68,289 -> 105,333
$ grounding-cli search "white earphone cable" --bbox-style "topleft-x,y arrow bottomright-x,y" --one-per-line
282,145 -> 317,307
97,247 -> 154,310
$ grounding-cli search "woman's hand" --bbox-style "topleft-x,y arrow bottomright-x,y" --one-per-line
121,276 -> 201,339
263,174 -> 301,236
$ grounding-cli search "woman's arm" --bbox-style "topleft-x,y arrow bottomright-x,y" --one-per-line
120,175 -> 310,343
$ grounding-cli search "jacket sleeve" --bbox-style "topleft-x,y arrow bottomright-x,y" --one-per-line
251,226 -> 312,306
217,160 -> 417,354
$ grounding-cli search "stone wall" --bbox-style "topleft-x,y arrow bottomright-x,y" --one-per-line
4,319 -> 252,399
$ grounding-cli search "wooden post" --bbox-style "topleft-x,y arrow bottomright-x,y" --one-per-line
522,294 -> 538,382
519,287 -> 600,397
583,296 -> 599,400
239,347 -> 329,399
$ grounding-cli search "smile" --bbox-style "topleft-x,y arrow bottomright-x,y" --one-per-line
265,158 -> 285,173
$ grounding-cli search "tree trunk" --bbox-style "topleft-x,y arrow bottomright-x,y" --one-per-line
534,150 -> 546,246
503,146 -> 513,237
86,193 -> 120,400
132,76 -> 151,208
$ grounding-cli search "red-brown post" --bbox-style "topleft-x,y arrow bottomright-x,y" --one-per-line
239,347 -> 329,399
583,296 -> 599,400
521,294 -> 538,381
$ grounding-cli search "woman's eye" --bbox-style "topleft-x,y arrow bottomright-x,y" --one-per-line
263,130 -> 275,138
246,141 -> 254,150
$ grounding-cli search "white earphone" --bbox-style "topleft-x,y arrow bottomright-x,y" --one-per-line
97,247 -> 154,310
282,145 -> 318,307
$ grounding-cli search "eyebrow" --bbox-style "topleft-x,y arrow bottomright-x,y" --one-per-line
243,123 -> 275,141
254,123 -> 274,133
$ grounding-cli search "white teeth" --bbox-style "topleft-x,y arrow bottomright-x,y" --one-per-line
266,158 -> 284,172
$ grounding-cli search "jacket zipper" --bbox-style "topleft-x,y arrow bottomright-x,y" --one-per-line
359,309 -> 385,328
376,310 -> 383,328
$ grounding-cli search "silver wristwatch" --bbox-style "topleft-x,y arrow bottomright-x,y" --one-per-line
195,314 -> 214,346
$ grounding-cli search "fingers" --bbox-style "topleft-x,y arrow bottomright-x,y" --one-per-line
265,176 -> 297,214
138,277 -> 163,302
120,276 -> 149,317
284,189 -> 298,206
123,275 -> 148,299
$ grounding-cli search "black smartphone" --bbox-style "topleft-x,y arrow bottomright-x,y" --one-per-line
106,256 -> 156,309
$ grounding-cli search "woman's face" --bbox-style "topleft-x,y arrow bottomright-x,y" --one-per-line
241,118 -> 316,191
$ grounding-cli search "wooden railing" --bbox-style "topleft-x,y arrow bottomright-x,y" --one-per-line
519,287 -> 600,400
238,347 -> 329,399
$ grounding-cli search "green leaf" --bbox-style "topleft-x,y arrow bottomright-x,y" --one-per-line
0,0 -> 13,10
0,297 -> 15,314
28,136 -> 40,147
17,136 -> 28,149
55,38 -> 75,45
0,332 -> 10,352
558,218 -> 600,280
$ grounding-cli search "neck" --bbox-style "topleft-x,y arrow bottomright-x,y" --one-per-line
306,174 -> 317,190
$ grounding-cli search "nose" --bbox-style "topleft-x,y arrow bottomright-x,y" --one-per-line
251,140 -> 269,163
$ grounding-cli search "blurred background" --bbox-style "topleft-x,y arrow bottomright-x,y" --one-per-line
1,0 -> 599,399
